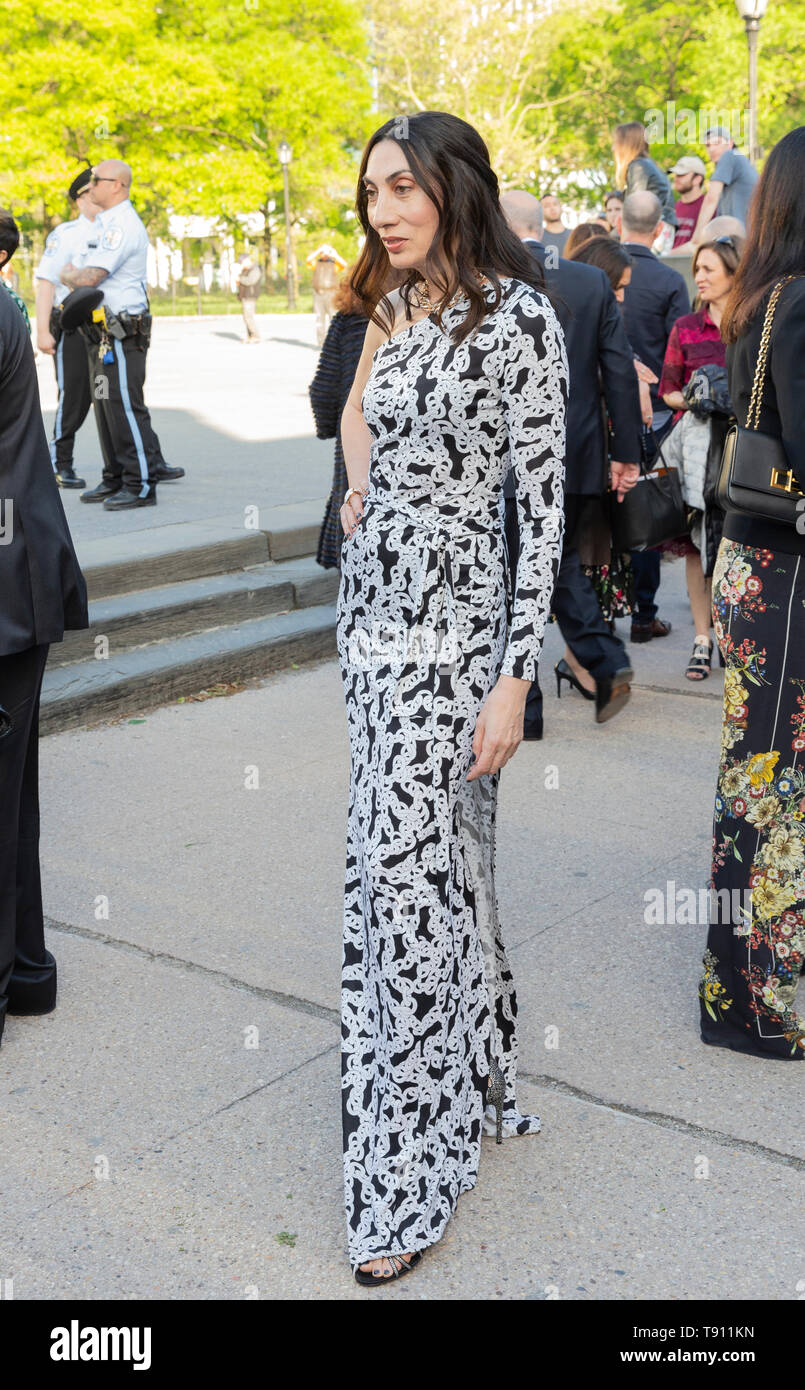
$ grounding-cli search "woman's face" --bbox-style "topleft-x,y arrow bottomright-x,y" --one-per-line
614,266 -> 632,303
362,138 -> 440,276
694,249 -> 733,303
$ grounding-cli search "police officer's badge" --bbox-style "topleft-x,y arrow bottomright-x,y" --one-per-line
102,226 -> 123,251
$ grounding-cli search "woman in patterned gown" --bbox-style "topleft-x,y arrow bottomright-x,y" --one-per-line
336,113 -> 568,1285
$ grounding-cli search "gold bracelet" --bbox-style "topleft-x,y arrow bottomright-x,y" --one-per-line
343,485 -> 368,506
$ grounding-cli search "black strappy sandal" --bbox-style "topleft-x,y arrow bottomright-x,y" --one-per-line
354,1251 -> 422,1286
686,636 -> 712,681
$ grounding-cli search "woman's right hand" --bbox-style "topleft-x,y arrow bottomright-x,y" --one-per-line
340,490 -> 367,537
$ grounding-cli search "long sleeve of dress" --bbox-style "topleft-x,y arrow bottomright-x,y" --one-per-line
308,312 -> 344,439
771,283 -> 805,490
494,289 -> 568,682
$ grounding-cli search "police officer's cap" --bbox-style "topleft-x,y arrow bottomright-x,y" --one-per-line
61,286 -> 104,330
68,169 -> 93,202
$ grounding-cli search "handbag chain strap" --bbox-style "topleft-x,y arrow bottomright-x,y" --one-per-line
746,275 -> 799,431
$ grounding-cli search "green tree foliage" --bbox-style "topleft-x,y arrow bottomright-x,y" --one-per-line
0,0 -> 370,256
1,0 -> 802,243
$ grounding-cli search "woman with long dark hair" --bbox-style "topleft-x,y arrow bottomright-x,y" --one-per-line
336,112 -> 567,1282
309,270 -> 372,570
612,121 -> 677,252
699,126 -> 805,1059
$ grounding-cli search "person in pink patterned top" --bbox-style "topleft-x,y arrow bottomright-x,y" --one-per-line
659,235 -> 743,678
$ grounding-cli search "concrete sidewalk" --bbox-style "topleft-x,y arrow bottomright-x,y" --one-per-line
2,555 -> 803,1301
35,312 -> 334,558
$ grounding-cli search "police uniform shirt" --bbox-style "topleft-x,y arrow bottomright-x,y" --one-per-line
35,215 -> 98,307
86,199 -> 149,314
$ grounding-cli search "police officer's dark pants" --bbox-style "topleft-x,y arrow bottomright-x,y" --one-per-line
51,328 -> 92,471
504,492 -> 631,732
86,333 -> 163,494
0,644 -> 55,1045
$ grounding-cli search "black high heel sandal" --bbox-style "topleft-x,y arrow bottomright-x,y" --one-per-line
555,658 -> 595,702
486,1058 -> 506,1144
354,1251 -> 423,1286
686,636 -> 712,681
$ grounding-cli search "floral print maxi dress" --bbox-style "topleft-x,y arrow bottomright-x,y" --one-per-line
336,276 -> 568,1265
699,537 -> 805,1059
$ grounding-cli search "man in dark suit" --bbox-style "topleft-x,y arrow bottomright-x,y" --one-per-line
0,282 -> 88,1047
620,191 -> 691,642
500,191 -> 642,734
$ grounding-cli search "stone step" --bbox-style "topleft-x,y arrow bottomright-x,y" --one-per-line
50,558 -> 339,666
41,603 -> 338,735
77,501 -> 329,600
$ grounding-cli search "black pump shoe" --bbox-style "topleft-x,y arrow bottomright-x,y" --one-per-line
594,665 -> 634,724
555,658 -> 595,701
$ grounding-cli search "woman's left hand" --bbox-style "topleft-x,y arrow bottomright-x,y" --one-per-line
466,676 -> 529,780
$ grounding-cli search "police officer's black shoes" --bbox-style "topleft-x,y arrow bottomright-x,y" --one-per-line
103,486 -> 157,510
154,463 -> 185,481
81,481 -> 121,503
54,468 -> 86,489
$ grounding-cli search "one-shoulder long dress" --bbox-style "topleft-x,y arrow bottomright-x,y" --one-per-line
336,275 -> 568,1267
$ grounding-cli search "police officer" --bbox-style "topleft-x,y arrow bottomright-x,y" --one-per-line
59,159 -> 184,509
34,169 -> 100,488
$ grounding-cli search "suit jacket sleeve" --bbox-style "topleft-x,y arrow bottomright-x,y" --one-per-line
493,289 -> 567,683
665,278 -> 691,341
308,313 -> 344,439
596,277 -> 642,464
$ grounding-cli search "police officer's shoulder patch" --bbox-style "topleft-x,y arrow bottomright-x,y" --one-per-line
102,225 -> 123,251
43,230 -> 61,256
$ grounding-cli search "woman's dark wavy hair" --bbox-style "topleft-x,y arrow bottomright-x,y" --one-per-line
721,126 -> 805,344
350,111 -> 551,346
569,237 -> 633,295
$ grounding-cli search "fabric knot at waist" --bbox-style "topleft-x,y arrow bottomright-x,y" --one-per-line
362,486 -> 501,545
358,487 -> 505,714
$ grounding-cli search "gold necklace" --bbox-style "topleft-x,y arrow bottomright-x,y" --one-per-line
412,270 -> 487,313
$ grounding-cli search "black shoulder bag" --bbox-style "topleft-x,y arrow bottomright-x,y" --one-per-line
715,275 -> 805,528
607,427 -> 688,553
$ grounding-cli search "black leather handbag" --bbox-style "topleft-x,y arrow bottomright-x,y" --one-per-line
715,275 -> 805,528
607,428 -> 688,552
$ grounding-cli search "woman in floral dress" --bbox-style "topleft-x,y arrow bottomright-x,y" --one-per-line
699,129 -> 805,1059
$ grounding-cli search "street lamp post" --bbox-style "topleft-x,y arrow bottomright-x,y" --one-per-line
735,0 -> 769,164
277,140 -> 295,311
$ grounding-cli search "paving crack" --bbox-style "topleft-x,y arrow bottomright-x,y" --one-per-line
43,916 -> 802,1173
518,1068 -> 804,1171
44,915 -> 339,1024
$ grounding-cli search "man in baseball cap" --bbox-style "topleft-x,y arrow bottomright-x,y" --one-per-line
669,156 -> 708,250
34,168 -> 101,487
673,127 -> 759,253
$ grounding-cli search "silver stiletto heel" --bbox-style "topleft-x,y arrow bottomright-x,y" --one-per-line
486,1058 -> 506,1144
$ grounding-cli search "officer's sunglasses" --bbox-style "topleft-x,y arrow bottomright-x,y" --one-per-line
89,173 -> 118,185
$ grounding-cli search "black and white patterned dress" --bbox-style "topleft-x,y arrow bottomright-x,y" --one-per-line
336,274 -> 568,1267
